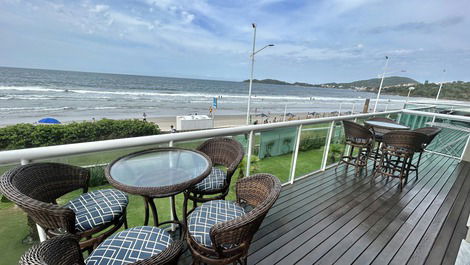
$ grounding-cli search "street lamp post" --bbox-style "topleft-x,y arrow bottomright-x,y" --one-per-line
246,23 -> 274,125
435,69 -> 446,102
373,56 -> 389,113
406,86 -> 415,104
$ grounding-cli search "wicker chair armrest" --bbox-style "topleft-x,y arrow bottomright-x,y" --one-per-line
226,153 -> 243,178
209,210 -> 263,255
20,234 -> 84,265
134,240 -> 184,265
27,202 -> 76,232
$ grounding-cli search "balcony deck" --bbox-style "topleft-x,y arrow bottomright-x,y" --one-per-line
176,150 -> 470,264
246,153 -> 469,265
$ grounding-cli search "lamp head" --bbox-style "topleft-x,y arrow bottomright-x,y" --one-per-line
252,23 -> 256,28
409,86 -> 415,91
268,44 -> 274,47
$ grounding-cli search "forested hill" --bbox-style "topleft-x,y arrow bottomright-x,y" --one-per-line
316,76 -> 419,89
241,77 -> 469,101
242,76 -> 419,89
384,81 -> 470,101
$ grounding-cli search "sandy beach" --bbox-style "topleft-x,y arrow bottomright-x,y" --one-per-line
147,112 -> 344,131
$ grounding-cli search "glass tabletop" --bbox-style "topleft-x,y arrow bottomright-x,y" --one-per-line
109,148 -> 211,190
364,120 -> 410,130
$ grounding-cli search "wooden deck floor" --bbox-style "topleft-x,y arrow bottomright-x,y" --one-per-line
248,153 -> 470,265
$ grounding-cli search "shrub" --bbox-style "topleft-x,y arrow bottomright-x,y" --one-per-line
299,137 -> 326,151
0,119 -> 160,150
88,166 -> 108,187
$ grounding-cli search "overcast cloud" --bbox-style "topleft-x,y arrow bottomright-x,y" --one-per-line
0,0 -> 468,83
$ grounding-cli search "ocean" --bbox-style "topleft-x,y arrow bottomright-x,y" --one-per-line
0,67 -> 408,125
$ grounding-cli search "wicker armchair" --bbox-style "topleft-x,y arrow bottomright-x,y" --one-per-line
20,227 -> 184,265
184,137 -> 244,210
335,120 -> 374,176
0,163 -> 128,251
186,173 -> 281,265
374,131 -> 427,190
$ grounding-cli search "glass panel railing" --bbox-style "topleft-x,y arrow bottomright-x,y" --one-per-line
38,143 -> 169,167
399,113 -> 433,129
250,127 -> 297,184
421,118 -> 470,158
327,121 -> 346,166
294,123 -> 329,178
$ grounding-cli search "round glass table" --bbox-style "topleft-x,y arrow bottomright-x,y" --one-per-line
106,147 -> 212,226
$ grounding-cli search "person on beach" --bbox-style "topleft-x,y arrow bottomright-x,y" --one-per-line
170,125 -> 177,133
142,112 -> 147,122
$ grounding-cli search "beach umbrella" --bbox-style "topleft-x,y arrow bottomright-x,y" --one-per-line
256,113 -> 268,117
286,113 -> 295,117
38,117 -> 61,124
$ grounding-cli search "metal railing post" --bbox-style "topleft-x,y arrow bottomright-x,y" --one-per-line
321,121 -> 335,171
20,159 -> 48,242
245,131 -> 254,177
168,140 -> 176,231
289,125 -> 302,184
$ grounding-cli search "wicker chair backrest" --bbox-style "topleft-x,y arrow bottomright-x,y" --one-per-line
209,174 -> 281,256
343,120 -> 374,145
20,235 -> 84,265
383,131 -> 427,153
0,163 -> 89,232
197,137 -> 244,174
413,127 -> 442,145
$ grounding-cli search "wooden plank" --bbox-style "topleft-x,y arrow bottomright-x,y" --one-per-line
250,165 -> 378,253
380,160 -> 465,265
253,156 -> 446,265
441,184 -> 470,265
295,155 -> 449,265
330,156 -> 453,265
401,161 -> 470,265
267,164 -> 364,217
257,165 -> 374,236
424,160 -> 470,265
275,176 -> 399,265
355,157 -> 457,265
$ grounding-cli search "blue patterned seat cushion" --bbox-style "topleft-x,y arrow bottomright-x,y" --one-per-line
86,226 -> 172,265
193,167 -> 227,192
65,189 -> 128,232
188,200 -> 245,247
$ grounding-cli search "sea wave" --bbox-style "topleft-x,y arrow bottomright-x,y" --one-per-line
0,85 -> 407,104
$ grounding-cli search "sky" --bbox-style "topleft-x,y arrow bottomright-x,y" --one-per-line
0,0 -> 469,83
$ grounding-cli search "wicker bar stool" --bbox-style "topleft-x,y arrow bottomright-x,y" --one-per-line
20,227 -> 184,265
185,173 -> 281,265
335,120 -> 374,176
410,127 -> 442,178
183,137 -> 244,211
0,163 -> 128,251
364,117 -> 400,168
374,131 -> 427,190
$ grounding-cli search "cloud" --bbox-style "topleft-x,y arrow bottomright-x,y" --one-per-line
0,0 -> 470,82
89,4 -> 109,13
368,16 -> 465,34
